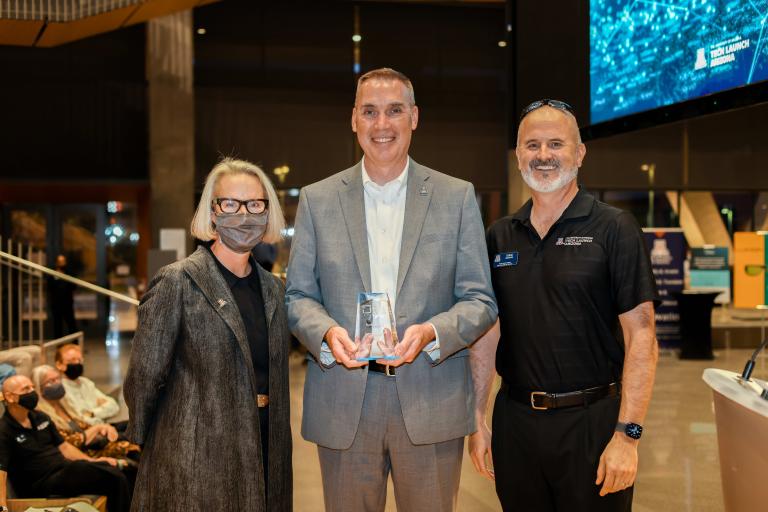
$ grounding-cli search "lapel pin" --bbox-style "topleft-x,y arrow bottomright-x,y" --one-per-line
419,185 -> 428,196
217,299 -> 227,309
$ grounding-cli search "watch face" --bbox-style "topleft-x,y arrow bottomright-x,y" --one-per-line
625,423 -> 643,439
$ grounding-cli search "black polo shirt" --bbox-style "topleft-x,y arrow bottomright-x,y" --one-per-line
486,188 -> 658,393
0,410 -> 68,494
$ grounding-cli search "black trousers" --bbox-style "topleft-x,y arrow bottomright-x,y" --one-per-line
27,460 -> 132,512
492,388 -> 633,512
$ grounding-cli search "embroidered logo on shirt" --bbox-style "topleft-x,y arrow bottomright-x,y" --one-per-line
555,236 -> 594,246
493,252 -> 519,268
15,434 -> 27,444
37,420 -> 50,431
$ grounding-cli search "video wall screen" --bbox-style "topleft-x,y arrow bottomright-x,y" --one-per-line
590,0 -> 768,124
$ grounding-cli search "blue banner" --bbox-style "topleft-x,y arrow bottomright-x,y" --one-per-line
643,229 -> 686,347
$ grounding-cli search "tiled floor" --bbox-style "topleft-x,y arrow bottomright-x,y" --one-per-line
84,333 -> 768,511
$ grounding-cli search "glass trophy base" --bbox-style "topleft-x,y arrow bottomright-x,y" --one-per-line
355,355 -> 399,362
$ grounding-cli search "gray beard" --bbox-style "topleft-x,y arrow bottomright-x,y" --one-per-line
521,166 -> 578,193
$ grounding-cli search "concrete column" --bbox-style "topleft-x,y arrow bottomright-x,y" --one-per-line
147,10 -> 195,255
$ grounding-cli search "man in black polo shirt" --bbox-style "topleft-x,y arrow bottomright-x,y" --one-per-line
468,100 -> 659,512
0,375 -> 131,512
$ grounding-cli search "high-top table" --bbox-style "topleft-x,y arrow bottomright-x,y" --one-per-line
675,290 -> 718,359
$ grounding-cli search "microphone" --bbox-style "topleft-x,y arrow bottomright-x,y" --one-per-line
740,337 -> 768,381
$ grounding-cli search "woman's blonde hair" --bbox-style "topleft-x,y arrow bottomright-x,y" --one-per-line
190,158 -> 286,244
32,364 -> 82,430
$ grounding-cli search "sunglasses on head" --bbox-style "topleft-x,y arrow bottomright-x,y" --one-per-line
519,99 -> 575,122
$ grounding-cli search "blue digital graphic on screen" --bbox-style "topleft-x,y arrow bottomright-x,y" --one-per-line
590,0 -> 768,124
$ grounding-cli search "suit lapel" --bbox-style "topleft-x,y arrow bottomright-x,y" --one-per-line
184,248 -> 257,390
338,164 -> 372,292
397,161 -> 432,297
257,265 -> 277,330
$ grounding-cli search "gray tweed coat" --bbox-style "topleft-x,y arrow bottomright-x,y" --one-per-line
124,247 -> 292,511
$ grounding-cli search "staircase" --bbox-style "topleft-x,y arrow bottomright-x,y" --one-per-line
0,236 -> 138,363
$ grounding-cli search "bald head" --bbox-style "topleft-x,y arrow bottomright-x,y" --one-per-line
517,106 -> 582,148
515,105 -> 586,194
2,374 -> 34,405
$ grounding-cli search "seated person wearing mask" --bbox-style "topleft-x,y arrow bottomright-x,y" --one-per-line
0,375 -> 131,512
33,365 -> 140,462
55,344 -> 120,426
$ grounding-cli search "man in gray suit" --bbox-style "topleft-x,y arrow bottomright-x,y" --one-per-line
286,68 -> 497,512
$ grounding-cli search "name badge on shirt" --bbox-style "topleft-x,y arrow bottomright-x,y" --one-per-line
493,251 -> 519,268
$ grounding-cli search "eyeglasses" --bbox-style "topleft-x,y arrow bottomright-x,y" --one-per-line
213,198 -> 269,215
519,99 -> 575,122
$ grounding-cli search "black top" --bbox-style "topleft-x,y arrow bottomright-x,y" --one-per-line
0,410 -> 67,494
47,275 -> 75,308
486,188 -> 659,393
206,245 -> 270,395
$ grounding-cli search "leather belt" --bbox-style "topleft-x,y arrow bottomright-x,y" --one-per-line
368,361 -> 395,376
257,394 -> 269,408
503,382 -> 620,410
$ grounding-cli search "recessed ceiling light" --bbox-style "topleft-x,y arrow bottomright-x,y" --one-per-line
197,28 -> 207,35
352,34 -> 362,43
498,40 -> 507,48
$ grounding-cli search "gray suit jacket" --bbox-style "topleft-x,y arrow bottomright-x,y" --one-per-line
286,160 -> 497,449
125,247 -> 292,511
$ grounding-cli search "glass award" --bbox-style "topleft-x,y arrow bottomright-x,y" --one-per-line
353,292 -> 399,361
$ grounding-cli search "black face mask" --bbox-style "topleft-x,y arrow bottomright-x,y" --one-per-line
17,391 -> 39,411
64,363 -> 84,380
42,383 -> 66,401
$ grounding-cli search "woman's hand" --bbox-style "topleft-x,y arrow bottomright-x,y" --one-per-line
83,425 -> 103,445
104,424 -> 119,442
92,456 -> 118,467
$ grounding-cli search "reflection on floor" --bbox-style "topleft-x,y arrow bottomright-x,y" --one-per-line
83,333 -> 768,512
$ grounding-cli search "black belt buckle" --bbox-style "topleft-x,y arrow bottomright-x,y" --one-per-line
530,391 -> 548,410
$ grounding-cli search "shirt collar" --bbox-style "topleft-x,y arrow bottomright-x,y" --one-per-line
3,409 -> 43,430
203,243 -> 258,287
361,156 -> 410,191
511,186 -> 595,223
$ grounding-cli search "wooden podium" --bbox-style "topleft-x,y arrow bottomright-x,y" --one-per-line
702,369 -> 768,511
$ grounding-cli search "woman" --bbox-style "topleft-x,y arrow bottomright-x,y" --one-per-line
124,158 -> 292,511
32,364 -> 140,462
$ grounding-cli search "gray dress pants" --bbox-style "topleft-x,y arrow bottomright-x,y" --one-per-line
318,371 -> 464,512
